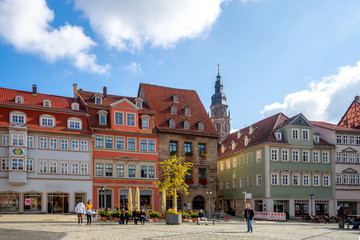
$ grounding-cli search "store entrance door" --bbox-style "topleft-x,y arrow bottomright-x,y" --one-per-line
48,193 -> 69,213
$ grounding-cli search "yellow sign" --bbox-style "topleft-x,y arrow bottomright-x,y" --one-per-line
12,148 -> 24,156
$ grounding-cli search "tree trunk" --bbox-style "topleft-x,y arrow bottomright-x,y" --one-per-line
173,189 -> 177,212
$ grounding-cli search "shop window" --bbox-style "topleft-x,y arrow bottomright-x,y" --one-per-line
140,190 -> 152,210
48,193 -> 69,213
98,190 -> 111,209
75,193 -> 86,208
0,192 -> 20,212
24,193 -> 41,212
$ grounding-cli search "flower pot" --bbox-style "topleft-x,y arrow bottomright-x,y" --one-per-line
182,218 -> 185,222
114,217 -> 120,222
101,216 -> 107,222
191,218 -> 197,223
166,214 -> 181,225
152,218 -> 158,222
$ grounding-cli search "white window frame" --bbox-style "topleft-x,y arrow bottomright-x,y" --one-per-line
322,151 -> 329,163
271,148 -> 278,161
303,175 -> 310,186
39,137 -> 48,149
239,177 -> 245,188
271,173 -> 279,185
336,153 -> 342,163
282,173 -> 289,185
256,174 -> 262,186
60,162 -> 68,174
11,134 -> 25,146
80,140 -> 88,151
256,150 -> 262,163
232,158 -> 237,168
302,129 -> 309,140
336,174 -> 342,184
126,113 -> 136,127
292,129 -> 299,139
71,140 -> 79,151
302,150 -> 309,162
313,175 -> 320,186
323,175 -> 330,186
282,149 -> 289,161
313,151 -> 320,163
293,174 -> 300,186
10,112 -> 26,124
68,118 -> 82,130
40,115 -> 55,127
39,161 -> 47,173
49,161 -> 57,174
49,138 -> 57,150
232,178 -> 237,188
61,139 -> 68,150
1,158 -> 9,170
292,150 -> 299,162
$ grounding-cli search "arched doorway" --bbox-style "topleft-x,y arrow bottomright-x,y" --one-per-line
193,196 -> 205,210
166,193 -> 182,211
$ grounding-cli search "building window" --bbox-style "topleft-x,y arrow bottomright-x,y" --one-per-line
80,140 -> 88,151
199,168 -> 206,179
95,96 -> 102,104
40,137 -> 47,149
276,132 -> 282,140
127,113 -> 135,126
142,118 -> 149,129
282,174 -> 289,185
343,174 -> 349,184
49,162 -> 57,174
170,141 -> 177,153
148,140 -> 155,152
336,153 -> 342,163
71,140 -> 79,151
293,174 -> 300,186
336,174 -> 342,184
271,173 -> 279,185
12,134 -> 25,146
184,107 -> 191,116
61,139 -> 68,150
27,136 -> 34,148
282,150 -> 289,161
169,119 -> 175,128
233,179 -> 237,188
141,166 -> 147,178
40,117 -> 55,127
128,138 -> 136,151
15,95 -> 24,104
220,162 -> 224,171
350,174 -> 357,185
172,94 -> 178,103
184,142 -> 192,154
135,100 -> 142,109
116,164 -> 124,177
350,136 -> 355,145
49,138 -> 57,150
140,139 -> 147,151
322,152 -> 329,163
170,105 -> 177,114
302,151 -> 309,162
226,180 -> 230,189
198,143 -> 206,155
303,175 -> 310,186
95,163 -> 103,176
68,120 -> 81,129
232,158 -> 237,168
1,158 -> 9,170
95,135 -> 103,148
313,151 -> 319,163
198,121 -> 204,131
71,163 -> 79,174
71,102 -> 79,111
256,174 -> 262,186
116,137 -> 124,150
105,164 -> 113,177
323,175 -> 330,186
343,135 -> 348,145
183,120 -> 189,130
149,166 -> 155,178
105,136 -> 113,149
43,99 -> 51,107
225,159 -> 230,169
343,153 -> 349,163
26,159 -> 33,172
61,162 -> 68,174
2,134 -> 9,146
292,129 -> 299,139
313,175 -> 320,186
128,165 -> 136,178
302,130 -> 309,140
99,114 -> 107,125
81,164 -> 88,175
39,161 -> 47,173
314,136 -> 319,143
239,177 -> 245,188
336,135 -> 342,144
356,136 -> 360,145
11,158 -> 24,170
256,150 -> 262,163
115,112 -> 123,125
11,113 -> 26,124
271,149 -> 278,161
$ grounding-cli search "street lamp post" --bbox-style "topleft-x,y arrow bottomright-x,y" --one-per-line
99,185 -> 106,209
309,193 -> 314,216
207,189 -> 213,217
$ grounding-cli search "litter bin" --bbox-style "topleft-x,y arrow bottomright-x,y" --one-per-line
338,217 -> 344,228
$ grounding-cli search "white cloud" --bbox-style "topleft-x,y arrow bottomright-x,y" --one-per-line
124,62 -> 142,74
261,61 -> 360,123
74,0 -> 225,52
0,0 -> 109,74
230,128 -> 240,133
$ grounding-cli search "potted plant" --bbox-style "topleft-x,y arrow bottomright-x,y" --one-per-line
200,153 -> 208,158
185,151 -> 193,157
170,151 -> 178,156
181,211 -> 189,222
190,212 -> 198,223
111,210 -> 121,222
126,210 -> 133,222
166,209 -> 182,225
185,178 -> 194,184
100,210 -> 110,222
149,211 -> 161,222
199,178 -> 208,185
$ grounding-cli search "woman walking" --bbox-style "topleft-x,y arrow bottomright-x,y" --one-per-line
85,201 -> 92,225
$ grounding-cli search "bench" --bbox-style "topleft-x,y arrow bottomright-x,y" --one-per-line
196,217 -> 215,225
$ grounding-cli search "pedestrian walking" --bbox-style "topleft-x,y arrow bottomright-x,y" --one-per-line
85,201 -> 92,225
244,203 -> 254,233
75,200 -> 85,225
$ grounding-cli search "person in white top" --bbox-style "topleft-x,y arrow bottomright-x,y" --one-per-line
75,200 -> 86,225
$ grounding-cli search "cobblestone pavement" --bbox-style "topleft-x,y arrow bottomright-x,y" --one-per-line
0,214 -> 359,240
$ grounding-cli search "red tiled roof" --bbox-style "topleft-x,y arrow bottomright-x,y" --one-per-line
0,87 -> 85,113
139,83 -> 218,137
311,121 -> 360,133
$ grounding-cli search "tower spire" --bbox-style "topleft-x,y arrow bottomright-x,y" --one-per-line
217,59 -> 220,78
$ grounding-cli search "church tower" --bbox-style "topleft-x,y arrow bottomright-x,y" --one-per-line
210,64 -> 230,141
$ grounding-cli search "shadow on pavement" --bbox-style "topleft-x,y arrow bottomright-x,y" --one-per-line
0,228 -> 66,240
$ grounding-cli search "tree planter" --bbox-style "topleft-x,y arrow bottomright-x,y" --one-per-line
166,214 -> 181,225
152,218 -> 158,222
191,218 -> 197,223
182,218 -> 186,222
101,217 -> 107,222
113,217 -> 120,222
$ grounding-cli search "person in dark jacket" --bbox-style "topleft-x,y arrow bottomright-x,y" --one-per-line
140,209 -> 147,225
197,209 -> 207,225
120,208 -> 126,224
133,208 -> 140,225
244,203 -> 255,233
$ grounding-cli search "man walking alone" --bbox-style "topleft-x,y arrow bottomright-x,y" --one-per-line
75,200 -> 85,225
244,203 -> 254,233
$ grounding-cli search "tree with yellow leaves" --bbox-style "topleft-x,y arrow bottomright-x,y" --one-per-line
154,155 -> 193,213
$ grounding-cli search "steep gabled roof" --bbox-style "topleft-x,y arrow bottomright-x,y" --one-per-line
338,97 -> 360,128
312,121 -> 360,133
139,83 -> 218,137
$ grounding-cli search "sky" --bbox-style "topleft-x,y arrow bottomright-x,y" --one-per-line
1,0 -> 360,131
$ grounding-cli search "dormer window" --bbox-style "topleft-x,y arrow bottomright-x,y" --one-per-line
172,94 -> 178,103
10,111 -> 26,124
135,98 -> 143,109
183,120 -> 190,130
184,107 -> 191,116
231,141 -> 236,150
71,102 -> 79,111
141,115 -> 150,129
276,132 -> 282,141
170,105 -> 177,114
169,118 -> 175,128
249,126 -> 254,134
68,117 -> 82,130
197,121 -> 204,131
40,114 -> 55,127
245,136 -> 249,146
221,145 -> 225,153
98,110 -> 108,125
43,99 -> 51,108
95,96 -> 102,104
15,95 -> 24,104
237,131 -> 241,139
314,136 -> 320,143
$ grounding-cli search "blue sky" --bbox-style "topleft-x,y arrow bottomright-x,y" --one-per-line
1,0 -> 360,131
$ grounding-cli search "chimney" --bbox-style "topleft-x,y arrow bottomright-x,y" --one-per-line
32,84 -> 37,95
73,83 -> 78,99
103,86 -> 107,98
355,96 -> 360,102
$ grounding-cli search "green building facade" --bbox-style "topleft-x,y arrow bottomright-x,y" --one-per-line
217,113 -> 335,218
